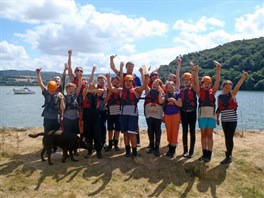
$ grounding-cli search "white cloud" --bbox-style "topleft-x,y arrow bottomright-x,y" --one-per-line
0,0 -> 77,24
235,6 -> 264,38
0,41 -> 28,61
118,44 -> 136,54
173,16 -> 224,33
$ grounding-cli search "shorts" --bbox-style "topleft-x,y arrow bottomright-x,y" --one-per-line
63,118 -> 80,134
120,115 -> 138,134
107,115 -> 121,131
198,117 -> 216,129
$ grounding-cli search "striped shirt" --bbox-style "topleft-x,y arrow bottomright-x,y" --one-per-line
220,109 -> 238,122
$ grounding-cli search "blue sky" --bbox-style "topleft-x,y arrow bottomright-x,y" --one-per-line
0,0 -> 263,75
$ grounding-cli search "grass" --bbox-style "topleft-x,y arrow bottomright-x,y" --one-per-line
0,128 -> 264,197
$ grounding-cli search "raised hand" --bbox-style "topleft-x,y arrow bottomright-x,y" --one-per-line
110,54 -> 117,60
242,70 -> 248,78
36,68 -> 42,74
68,49 -> 72,55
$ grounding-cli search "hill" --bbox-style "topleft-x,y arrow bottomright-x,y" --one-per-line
158,37 -> 264,91
0,127 -> 263,197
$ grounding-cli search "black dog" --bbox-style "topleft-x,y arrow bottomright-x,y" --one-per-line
29,130 -> 88,165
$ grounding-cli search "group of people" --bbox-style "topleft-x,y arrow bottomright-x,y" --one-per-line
37,49 -> 248,164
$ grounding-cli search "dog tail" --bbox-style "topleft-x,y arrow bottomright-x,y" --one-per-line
28,132 -> 44,138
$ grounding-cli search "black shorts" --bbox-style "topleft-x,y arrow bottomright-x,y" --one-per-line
43,118 -> 60,133
107,115 -> 121,131
63,118 -> 80,134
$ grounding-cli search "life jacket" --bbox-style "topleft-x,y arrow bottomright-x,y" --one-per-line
64,94 -> 79,111
144,89 -> 161,107
199,88 -> 215,108
163,92 -> 180,115
97,85 -> 107,111
108,92 -> 121,106
180,87 -> 197,111
83,92 -> 99,109
42,92 -> 60,113
121,88 -> 138,114
218,92 -> 238,111
72,77 -> 87,92
164,92 -> 178,107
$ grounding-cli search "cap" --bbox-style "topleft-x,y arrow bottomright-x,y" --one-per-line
97,74 -> 107,81
202,76 -> 212,83
182,72 -> 192,79
47,81 -> 58,92
124,74 -> 134,81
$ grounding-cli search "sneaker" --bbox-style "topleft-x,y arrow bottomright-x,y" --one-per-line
182,152 -> 189,158
154,147 -> 160,157
137,143 -> 141,147
188,153 -> 193,159
125,152 -> 131,157
114,146 -> 120,151
220,157 -> 232,164
104,145 -> 112,152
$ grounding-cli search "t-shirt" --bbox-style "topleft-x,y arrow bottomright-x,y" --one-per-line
144,89 -> 163,119
220,109 -> 238,122
198,106 -> 215,119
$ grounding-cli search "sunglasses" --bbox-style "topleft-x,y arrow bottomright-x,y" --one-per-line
75,69 -> 83,73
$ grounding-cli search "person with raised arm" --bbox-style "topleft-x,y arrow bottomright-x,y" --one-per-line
106,65 -> 148,158
192,61 -> 221,162
180,61 -> 198,158
110,55 -> 142,147
82,81 -> 104,159
67,49 -> 88,134
216,70 -> 248,164
36,68 -> 65,134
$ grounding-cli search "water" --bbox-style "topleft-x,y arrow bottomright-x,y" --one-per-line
0,86 -> 263,130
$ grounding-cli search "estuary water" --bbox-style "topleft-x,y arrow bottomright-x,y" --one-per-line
0,86 -> 263,131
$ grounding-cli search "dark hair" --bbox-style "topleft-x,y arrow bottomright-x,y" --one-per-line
125,61 -> 134,67
111,76 -> 120,81
221,80 -> 233,89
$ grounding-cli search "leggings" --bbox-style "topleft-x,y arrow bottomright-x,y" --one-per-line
180,110 -> 197,154
221,121 -> 237,157
146,117 -> 162,146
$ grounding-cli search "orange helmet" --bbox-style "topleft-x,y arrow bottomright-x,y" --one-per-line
201,76 -> 212,83
124,74 -> 134,81
182,72 -> 192,79
47,81 -> 58,92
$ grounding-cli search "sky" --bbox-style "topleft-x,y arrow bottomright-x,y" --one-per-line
0,0 -> 263,75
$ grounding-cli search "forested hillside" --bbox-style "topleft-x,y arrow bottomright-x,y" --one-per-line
158,37 -> 264,91
0,37 -> 263,90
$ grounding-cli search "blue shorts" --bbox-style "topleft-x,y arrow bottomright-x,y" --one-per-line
120,115 -> 138,134
107,115 -> 121,131
198,118 -> 216,129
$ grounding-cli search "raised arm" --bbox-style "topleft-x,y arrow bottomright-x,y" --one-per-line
175,56 -> 182,91
36,68 -> 45,91
232,70 -> 248,96
110,55 -> 119,76
67,49 -> 75,82
135,68 -> 149,94
89,65 -> 96,83
191,63 -> 200,94
106,73 -> 120,93
60,63 -> 68,95
120,61 -> 124,86
212,61 -> 221,94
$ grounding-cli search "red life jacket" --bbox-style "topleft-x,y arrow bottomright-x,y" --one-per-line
144,90 -> 161,107
83,92 -> 99,109
218,92 -> 238,111
199,88 -> 215,108
180,87 -> 197,111
72,77 -> 87,92
108,92 -> 121,106
121,88 -> 138,106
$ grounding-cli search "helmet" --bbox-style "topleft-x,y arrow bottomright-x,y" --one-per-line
182,72 -> 192,79
124,74 -> 134,81
201,76 -> 212,83
47,81 -> 58,92
97,74 -> 107,81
